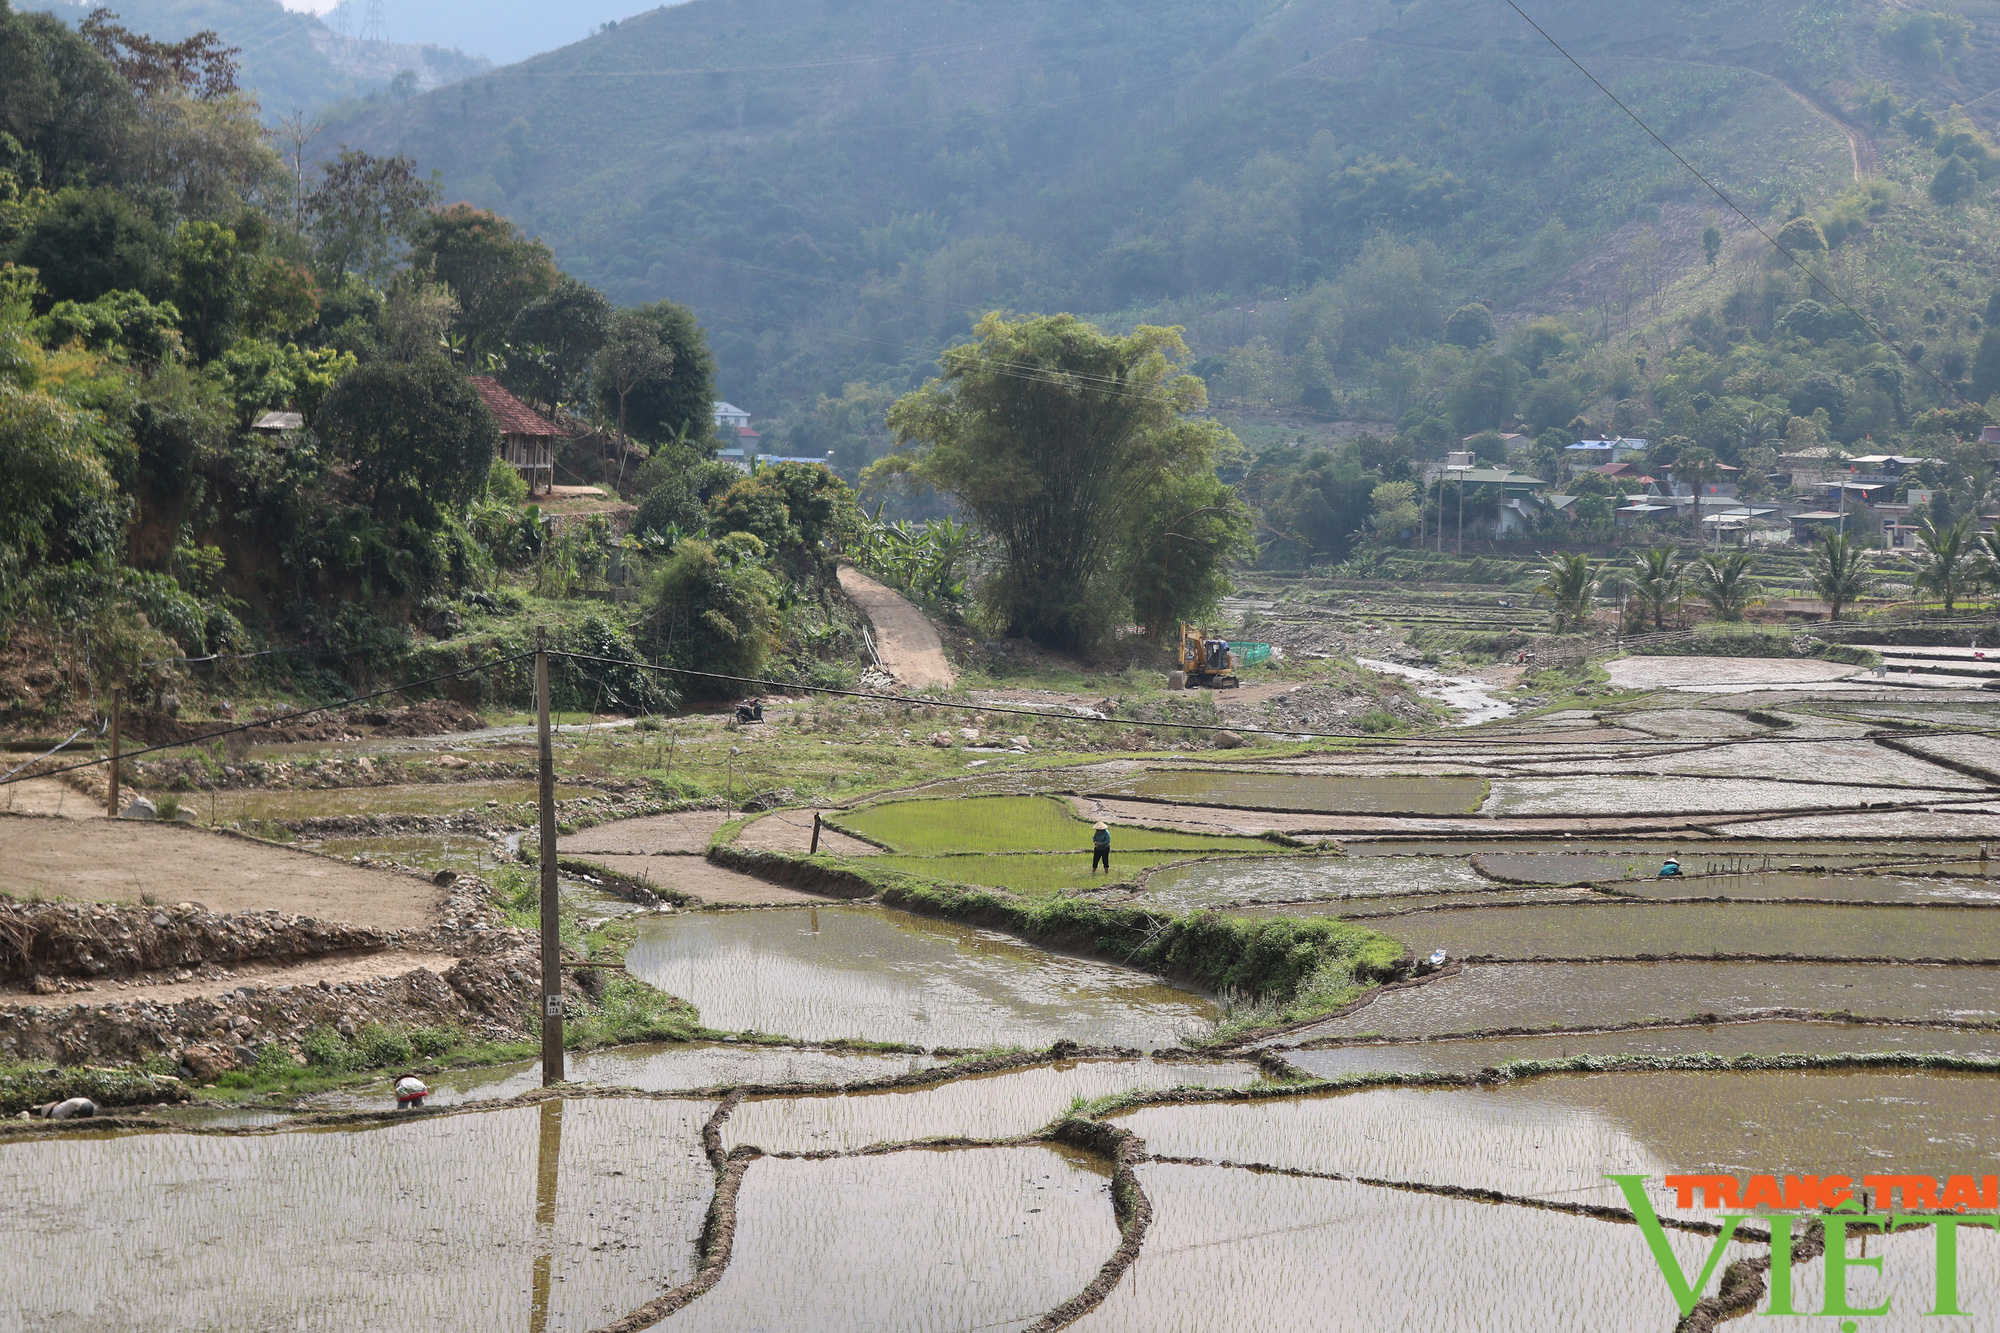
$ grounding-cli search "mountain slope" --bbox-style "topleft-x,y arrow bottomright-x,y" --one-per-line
29,0 -> 486,114
332,0 -> 2000,431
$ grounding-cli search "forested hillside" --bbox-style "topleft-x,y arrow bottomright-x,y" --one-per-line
327,0 -> 2000,491
29,0 -> 487,113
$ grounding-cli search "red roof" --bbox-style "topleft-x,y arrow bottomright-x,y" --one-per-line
470,376 -> 565,437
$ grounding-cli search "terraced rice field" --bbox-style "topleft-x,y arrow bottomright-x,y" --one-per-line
1092,770 -> 1489,815
1364,901 -> 2000,960
16,686 -> 2000,1330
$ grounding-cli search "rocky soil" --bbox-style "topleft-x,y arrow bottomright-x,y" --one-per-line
0,876 -> 590,1071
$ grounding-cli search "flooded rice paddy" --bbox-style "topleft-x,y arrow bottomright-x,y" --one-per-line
1237,889 -> 1589,918
721,1058 -> 1257,1153
1094,770 -> 1488,815
1784,1222 -> 2000,1322
1,1099 -> 714,1332
1282,1019 -> 2000,1079
660,1145 -> 1114,1332
1481,775 -> 1976,816
1300,960 -> 2000,1038
1612,868 -> 2000,903
1139,854 -> 1493,907
24,692 -> 2000,1329
1114,1070 -> 2000,1219
1068,1163 -> 1759,1332
621,903 -> 1217,1049
1367,901 -> 2000,960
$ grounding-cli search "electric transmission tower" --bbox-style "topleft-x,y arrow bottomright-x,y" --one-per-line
359,0 -> 387,44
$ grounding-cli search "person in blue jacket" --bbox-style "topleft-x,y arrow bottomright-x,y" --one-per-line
1658,855 -> 1683,878
1091,822 -> 1111,873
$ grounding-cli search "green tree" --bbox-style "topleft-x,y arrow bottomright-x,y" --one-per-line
1674,446 -> 1720,538
1702,225 -> 1722,266
1626,546 -> 1686,630
15,186 -> 168,306
1931,153 -> 1980,205
1809,531 -> 1875,622
1126,469 -> 1254,637
632,440 -> 740,537
1773,216 -> 1827,255
593,309 -> 674,447
1970,323 -> 2000,403
168,219 -> 244,361
1536,552 -> 1599,630
0,383 -> 120,587
1916,516 -> 1977,614
39,289 -> 182,362
645,532 -> 778,694
410,203 -> 559,356
506,274 -> 609,411
1367,479 -> 1420,541
304,149 -> 439,283
600,298 -> 716,445
1691,551 -> 1761,621
884,313 -> 1247,651
0,5 -> 134,188
315,358 -> 499,529
1443,302 -> 1495,348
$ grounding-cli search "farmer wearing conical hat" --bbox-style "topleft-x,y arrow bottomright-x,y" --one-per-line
1091,822 -> 1111,874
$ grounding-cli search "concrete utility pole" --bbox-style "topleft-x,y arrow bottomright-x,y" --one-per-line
106,687 -> 122,818
534,628 -> 565,1085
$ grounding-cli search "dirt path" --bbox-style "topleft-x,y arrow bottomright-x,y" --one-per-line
0,778 -> 96,819
0,948 -> 461,1009
837,565 -> 955,690
561,810 -> 736,856
0,816 -> 443,930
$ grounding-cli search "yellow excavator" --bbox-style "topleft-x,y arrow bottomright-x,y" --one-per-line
1169,624 -> 1240,689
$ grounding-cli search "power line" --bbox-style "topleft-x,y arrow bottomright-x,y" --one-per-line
1497,0 -> 1963,408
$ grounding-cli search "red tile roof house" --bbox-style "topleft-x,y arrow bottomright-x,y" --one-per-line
469,375 -> 564,495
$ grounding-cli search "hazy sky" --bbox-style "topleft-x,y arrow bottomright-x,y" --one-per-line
294,0 -> 686,65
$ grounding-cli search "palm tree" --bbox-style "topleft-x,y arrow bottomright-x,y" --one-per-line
1977,530 -> 2000,597
1537,552 -> 1600,631
1675,446 -> 1720,539
1691,550 -> 1761,622
1809,531 -> 1876,622
1916,516 -> 1977,616
1626,546 -> 1687,630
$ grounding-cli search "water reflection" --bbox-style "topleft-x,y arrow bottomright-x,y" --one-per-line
529,1098 -> 563,1333
1299,960 -> 2000,1038
623,905 -> 1216,1049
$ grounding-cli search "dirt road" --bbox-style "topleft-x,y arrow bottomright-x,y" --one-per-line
837,565 -> 955,690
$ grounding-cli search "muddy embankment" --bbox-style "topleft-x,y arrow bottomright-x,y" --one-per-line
0,900 -> 387,987
0,879 -> 586,1069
